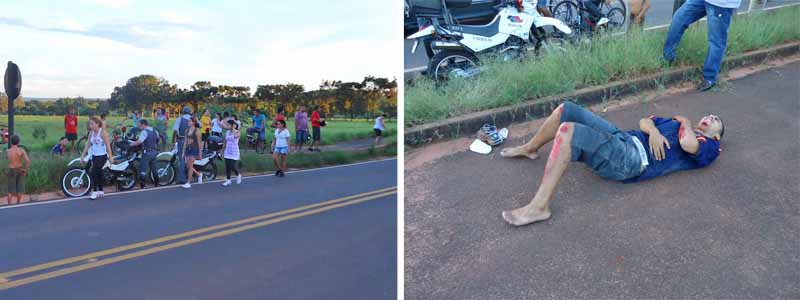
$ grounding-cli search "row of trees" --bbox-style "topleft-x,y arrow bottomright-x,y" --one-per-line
108,75 -> 397,119
3,75 -> 397,119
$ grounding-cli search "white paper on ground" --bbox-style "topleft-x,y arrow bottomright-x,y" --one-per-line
498,128 -> 508,139
470,139 -> 492,154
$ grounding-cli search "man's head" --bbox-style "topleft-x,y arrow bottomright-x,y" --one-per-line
139,119 -> 149,129
10,134 -> 20,146
182,106 -> 192,115
696,114 -> 724,141
60,137 -> 68,145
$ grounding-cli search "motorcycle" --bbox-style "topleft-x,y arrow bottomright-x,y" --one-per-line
154,136 -> 222,185
551,0 -> 626,39
60,141 -> 142,197
407,0 -> 573,80
245,126 -> 267,153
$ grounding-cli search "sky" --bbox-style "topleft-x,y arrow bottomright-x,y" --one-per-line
0,0 -> 401,98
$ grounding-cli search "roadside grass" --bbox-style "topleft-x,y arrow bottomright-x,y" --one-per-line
0,115 -> 396,152
405,6 -> 800,125
0,137 -> 397,196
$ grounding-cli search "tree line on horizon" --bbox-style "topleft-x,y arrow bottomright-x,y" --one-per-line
1,74 -> 397,120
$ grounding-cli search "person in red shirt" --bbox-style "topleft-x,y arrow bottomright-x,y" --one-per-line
64,107 -> 79,152
272,107 -> 286,128
309,106 -> 323,152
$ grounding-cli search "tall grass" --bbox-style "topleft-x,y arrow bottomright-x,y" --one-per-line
0,115 -> 396,152
405,6 -> 800,125
0,139 -> 397,196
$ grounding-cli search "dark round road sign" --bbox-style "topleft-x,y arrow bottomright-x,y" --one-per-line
5,61 -> 21,100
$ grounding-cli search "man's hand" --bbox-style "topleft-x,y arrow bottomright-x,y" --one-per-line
648,131 -> 671,161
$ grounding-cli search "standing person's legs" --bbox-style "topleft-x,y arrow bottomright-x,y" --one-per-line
256,130 -> 265,154
139,152 -> 155,188
176,140 -> 187,184
186,157 -> 198,183
374,129 -> 382,145
7,168 -> 19,204
663,0 -> 707,63
702,3 -> 733,84
92,155 -> 107,192
15,169 -> 24,203
313,127 -> 321,150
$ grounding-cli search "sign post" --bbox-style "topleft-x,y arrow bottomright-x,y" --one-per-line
4,61 -> 21,149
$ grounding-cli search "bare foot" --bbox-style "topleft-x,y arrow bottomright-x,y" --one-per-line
502,206 -> 552,226
500,146 -> 539,160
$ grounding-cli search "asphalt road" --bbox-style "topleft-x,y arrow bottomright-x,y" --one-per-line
0,159 -> 397,300
404,62 -> 800,299
403,0 -> 799,72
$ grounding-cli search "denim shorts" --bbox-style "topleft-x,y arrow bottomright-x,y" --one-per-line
295,130 -> 308,144
560,101 -> 644,181
538,0 -> 548,7
274,146 -> 288,154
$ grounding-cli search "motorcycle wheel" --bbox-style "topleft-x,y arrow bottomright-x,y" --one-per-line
62,166 -> 92,197
602,0 -> 626,21
116,165 -> 138,191
606,7 -> 625,31
552,1 -> 580,30
428,50 -> 479,81
199,161 -> 217,182
154,160 -> 176,185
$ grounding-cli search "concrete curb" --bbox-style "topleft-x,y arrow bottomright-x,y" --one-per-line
404,41 -> 799,146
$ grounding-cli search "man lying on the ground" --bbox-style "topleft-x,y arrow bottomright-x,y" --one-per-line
499,101 -> 723,226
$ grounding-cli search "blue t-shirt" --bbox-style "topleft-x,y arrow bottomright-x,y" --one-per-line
624,116 -> 721,183
252,114 -> 267,129
52,144 -> 64,155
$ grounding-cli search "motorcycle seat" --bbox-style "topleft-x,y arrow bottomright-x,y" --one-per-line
453,14 -> 501,37
411,0 -> 472,16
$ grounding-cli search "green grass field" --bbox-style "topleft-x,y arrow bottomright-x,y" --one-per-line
0,114 -> 396,197
405,6 -> 800,125
1,114 -> 397,152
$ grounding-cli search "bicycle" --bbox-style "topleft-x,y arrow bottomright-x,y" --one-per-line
551,0 -> 626,37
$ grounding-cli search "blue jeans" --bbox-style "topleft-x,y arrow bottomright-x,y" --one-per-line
176,139 -> 187,184
663,0 -> 734,83
560,102 -> 643,181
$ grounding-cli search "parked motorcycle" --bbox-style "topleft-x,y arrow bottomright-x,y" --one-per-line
245,126 -> 267,153
153,136 -> 222,186
60,141 -> 142,197
407,0 -> 573,80
551,0 -> 626,38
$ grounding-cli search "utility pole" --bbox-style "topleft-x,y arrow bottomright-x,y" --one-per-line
4,61 -> 21,149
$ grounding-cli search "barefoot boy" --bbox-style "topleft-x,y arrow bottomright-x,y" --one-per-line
6,135 -> 30,205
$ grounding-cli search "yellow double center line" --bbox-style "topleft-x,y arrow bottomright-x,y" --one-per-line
0,186 -> 396,291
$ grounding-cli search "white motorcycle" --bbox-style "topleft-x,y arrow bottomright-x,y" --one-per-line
60,142 -> 142,197
154,139 -> 222,186
408,0 -> 573,80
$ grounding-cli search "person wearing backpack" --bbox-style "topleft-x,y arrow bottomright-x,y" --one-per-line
172,106 -> 193,185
